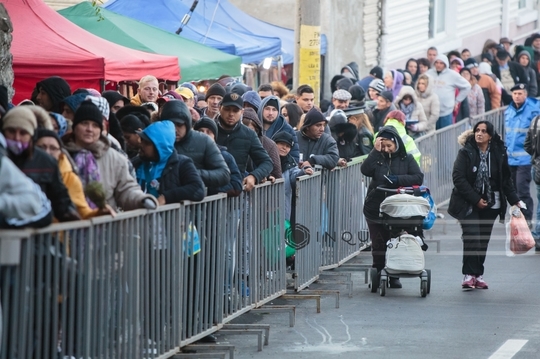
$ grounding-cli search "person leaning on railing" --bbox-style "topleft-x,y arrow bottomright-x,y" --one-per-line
63,101 -> 158,211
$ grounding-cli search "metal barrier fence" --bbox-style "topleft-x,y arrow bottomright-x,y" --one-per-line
0,106 -> 512,358
320,156 -> 370,270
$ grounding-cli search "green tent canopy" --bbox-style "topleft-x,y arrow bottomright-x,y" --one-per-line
59,2 -> 241,82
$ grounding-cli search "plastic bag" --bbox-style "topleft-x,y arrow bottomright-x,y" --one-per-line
422,188 -> 437,230
505,206 -> 535,256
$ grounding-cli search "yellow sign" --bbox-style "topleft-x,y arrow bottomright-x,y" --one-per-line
298,25 -> 321,105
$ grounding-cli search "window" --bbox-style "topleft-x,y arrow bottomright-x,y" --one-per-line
429,0 -> 446,38
519,0 -> 527,8
517,0 -> 538,26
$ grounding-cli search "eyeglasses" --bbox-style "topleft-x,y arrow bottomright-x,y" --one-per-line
36,144 -> 61,153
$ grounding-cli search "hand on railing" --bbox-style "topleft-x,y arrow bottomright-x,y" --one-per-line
242,174 -> 257,192
142,198 -> 157,210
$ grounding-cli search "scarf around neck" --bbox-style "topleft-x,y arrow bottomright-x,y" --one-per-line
466,145 -> 492,216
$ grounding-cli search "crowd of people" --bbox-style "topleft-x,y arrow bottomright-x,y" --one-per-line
3,33 -> 540,303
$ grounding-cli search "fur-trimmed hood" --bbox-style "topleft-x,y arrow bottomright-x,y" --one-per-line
458,129 -> 474,146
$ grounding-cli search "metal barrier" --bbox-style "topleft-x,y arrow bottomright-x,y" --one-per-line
320,156 -> 370,270
290,171 -> 323,291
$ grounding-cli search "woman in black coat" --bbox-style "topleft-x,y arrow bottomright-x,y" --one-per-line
448,121 -> 521,290
360,126 -> 424,288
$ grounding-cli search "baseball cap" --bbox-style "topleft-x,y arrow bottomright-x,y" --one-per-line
220,92 -> 244,109
175,87 -> 195,100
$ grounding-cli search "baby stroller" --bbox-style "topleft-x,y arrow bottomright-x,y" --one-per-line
369,186 -> 433,297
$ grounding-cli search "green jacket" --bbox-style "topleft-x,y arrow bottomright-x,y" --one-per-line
374,119 -> 421,166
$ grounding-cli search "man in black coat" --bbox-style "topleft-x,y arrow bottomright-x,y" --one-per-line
159,100 -> 230,189
370,91 -> 396,133
215,93 -> 273,191
491,49 -> 528,105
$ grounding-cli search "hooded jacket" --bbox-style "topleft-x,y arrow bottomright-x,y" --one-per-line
341,62 -> 360,81
504,97 -> 540,166
258,96 -> 300,162
448,130 -> 519,222
36,76 -> 71,113
414,74 -> 440,133
360,126 -> 424,222
516,50 -> 538,97
64,134 -> 157,211
244,107 -> 282,179
328,115 -> 362,160
388,70 -> 404,98
370,102 -> 396,133
216,117 -> 273,183
133,121 -> 205,203
376,117 -> 421,166
394,86 -> 428,132
427,54 -> 471,117
160,100 -> 230,188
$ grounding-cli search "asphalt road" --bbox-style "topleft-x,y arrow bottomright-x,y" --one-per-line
213,207 -> 540,359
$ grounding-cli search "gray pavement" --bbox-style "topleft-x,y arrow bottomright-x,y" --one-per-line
211,207 -> 540,359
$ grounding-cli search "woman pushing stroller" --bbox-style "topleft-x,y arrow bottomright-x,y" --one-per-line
361,126 -> 424,288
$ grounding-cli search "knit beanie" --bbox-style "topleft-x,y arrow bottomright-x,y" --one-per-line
370,66 -> 384,79
205,83 -> 227,101
302,108 -> 327,130
2,107 -> 38,136
273,131 -> 294,147
384,110 -> 406,125
193,116 -> 218,137
72,101 -> 103,131
85,96 -> 110,121
379,91 -> 394,103
369,79 -> 385,94
35,128 -> 63,148
336,77 -> 354,91
120,114 -> 150,134
61,93 -> 88,113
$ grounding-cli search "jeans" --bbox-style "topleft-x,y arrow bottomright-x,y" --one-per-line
459,208 -> 499,275
531,167 -> 540,248
510,165 -> 533,221
436,114 -> 453,130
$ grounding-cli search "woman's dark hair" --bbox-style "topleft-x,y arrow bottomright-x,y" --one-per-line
405,58 -> 418,75
108,112 -> 126,150
459,67 -> 471,76
473,120 -> 495,138
417,58 -> 431,69
283,103 -> 303,129
401,94 -> 413,102
447,50 -> 462,60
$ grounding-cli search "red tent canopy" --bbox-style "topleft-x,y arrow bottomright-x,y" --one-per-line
5,0 -> 180,104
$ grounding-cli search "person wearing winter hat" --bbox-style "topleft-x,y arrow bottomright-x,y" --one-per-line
242,91 -> 262,112
194,117 -> 243,197
158,100 -> 230,189
216,92 -> 273,191
336,77 -> 354,92
331,89 -> 352,111
383,70 -> 404,98
361,125 -> 423,288
102,90 -> 129,114
204,83 -> 227,119
49,112 -> 68,137
35,129 -> 115,219
258,95 -> 300,162
2,107 -> 80,222
131,75 -> 159,106
328,109 -> 361,165
60,93 -> 88,122
358,66 -> 384,92
133,120 -> 205,204
63,101 -> 158,211
348,85 -> 366,107
378,109 -> 421,165
35,76 -> 71,113
516,49 -> 538,97
242,107 -> 282,179
464,58 -> 500,111
296,108 -> 339,170
492,49 -> 528,105
340,62 -> 360,81
427,54 -> 471,129
367,79 -> 385,102
371,90 -> 396,133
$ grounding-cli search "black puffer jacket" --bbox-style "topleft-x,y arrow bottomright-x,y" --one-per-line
448,130 -> 520,222
216,118 -> 273,183
10,147 -> 78,221
160,101 -> 230,188
360,126 -> 424,222
330,122 -> 362,161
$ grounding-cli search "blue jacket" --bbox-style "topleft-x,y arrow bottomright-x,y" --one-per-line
258,96 -> 300,162
505,97 -> 540,166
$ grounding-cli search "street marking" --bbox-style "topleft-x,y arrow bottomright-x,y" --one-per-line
488,339 -> 528,359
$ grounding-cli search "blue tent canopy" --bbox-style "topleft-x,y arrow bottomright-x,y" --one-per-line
104,0 -> 282,64
182,0 -> 327,65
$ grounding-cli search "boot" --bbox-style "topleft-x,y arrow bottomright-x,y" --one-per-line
389,277 -> 402,288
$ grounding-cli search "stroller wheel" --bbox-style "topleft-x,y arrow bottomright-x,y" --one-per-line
370,268 -> 380,293
426,269 -> 431,294
379,278 -> 387,296
420,280 -> 428,297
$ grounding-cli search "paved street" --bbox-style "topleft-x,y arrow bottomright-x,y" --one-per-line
215,206 -> 540,359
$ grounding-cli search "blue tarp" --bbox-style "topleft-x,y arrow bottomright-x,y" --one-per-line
104,0 -> 282,64
185,0 -> 327,64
